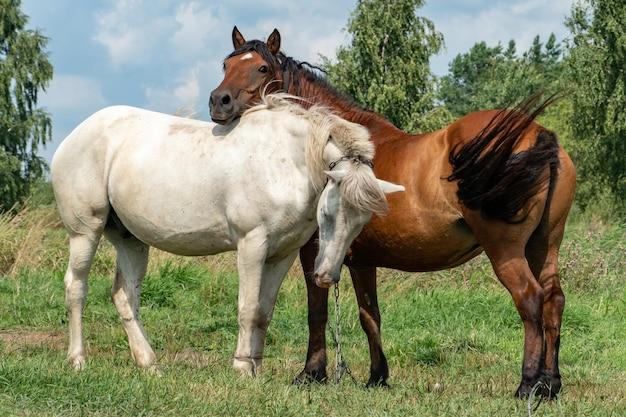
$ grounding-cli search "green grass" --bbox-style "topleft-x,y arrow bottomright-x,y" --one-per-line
0,208 -> 625,416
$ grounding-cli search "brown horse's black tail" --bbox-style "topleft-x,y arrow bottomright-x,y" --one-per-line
447,94 -> 561,223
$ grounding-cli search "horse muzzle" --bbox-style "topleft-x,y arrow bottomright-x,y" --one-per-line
313,270 -> 339,288
209,89 -> 241,125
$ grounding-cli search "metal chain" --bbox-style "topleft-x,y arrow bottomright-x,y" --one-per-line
330,282 -> 357,384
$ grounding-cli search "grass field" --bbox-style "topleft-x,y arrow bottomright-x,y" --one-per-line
0,205 -> 625,416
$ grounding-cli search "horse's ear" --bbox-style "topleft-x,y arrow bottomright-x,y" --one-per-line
232,26 -> 246,50
267,28 -> 281,55
377,179 -> 405,194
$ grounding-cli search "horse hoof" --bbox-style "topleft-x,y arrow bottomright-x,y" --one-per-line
293,369 -> 328,385
515,379 -> 560,400
366,377 -> 389,388
537,375 -> 562,400
132,351 -> 157,370
515,382 -> 534,399
233,357 -> 260,376
68,355 -> 85,371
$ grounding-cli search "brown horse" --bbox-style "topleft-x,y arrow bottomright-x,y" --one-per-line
210,27 -> 576,399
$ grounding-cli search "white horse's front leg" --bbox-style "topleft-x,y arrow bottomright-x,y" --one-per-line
234,229 -> 297,375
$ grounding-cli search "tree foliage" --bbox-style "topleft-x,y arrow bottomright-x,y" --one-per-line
565,0 -> 626,209
322,0 -> 452,132
439,34 -> 564,117
0,0 -> 52,210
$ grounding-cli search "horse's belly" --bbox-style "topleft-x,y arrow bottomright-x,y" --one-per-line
124,210 -> 316,258
350,211 -> 481,271
110,199 -> 235,256
133,227 -> 234,256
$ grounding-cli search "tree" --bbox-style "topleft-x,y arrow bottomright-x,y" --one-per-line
0,0 -> 52,210
439,34 -> 564,117
566,0 -> 626,209
322,0 -> 451,132
439,41 -> 510,117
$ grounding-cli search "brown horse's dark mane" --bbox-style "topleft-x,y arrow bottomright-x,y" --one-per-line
227,41 -> 402,139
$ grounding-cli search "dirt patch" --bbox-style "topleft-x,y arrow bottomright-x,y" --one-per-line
0,329 -> 65,352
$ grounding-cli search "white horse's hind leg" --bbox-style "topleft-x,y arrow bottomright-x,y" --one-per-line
65,233 -> 101,370
105,229 -> 155,369
234,230 -> 298,375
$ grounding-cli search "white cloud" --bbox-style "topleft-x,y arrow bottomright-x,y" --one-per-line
172,2 -> 223,59
94,0 -> 226,68
93,0 -> 174,68
93,0 -> 228,113
173,68 -> 200,104
144,61 -> 219,114
40,74 -> 106,112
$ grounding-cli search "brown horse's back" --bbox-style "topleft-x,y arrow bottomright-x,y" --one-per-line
447,109 -> 545,158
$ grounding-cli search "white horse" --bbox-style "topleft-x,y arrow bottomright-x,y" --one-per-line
51,94 -> 404,374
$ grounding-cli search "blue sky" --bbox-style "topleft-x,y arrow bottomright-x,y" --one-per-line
21,0 -> 573,162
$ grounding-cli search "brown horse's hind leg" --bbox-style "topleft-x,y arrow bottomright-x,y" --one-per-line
535,250 -> 564,398
349,266 -> 389,387
470,219 -> 546,399
526,218 -> 567,399
464,178 -> 550,399
488,250 -> 545,398
294,236 -> 329,384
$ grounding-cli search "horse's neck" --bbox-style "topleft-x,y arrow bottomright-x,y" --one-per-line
291,76 -> 408,145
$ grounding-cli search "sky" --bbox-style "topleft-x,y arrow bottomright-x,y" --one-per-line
21,0 -> 574,162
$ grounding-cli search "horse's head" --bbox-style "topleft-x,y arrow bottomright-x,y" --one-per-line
210,26 -> 283,124
313,143 -> 405,289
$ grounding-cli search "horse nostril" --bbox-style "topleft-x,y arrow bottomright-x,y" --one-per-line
209,91 -> 218,107
221,94 -> 231,105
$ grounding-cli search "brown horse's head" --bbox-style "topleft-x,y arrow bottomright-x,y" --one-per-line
210,26 -> 283,124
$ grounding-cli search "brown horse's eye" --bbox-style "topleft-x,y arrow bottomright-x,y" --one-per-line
258,65 -> 268,73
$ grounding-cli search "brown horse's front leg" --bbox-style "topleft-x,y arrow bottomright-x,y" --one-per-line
293,235 -> 329,384
349,266 -> 389,387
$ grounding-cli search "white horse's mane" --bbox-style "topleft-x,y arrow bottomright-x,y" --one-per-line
244,94 -> 388,214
